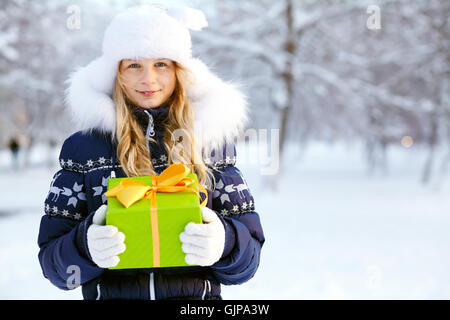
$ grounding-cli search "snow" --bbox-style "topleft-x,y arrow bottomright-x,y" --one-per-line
1,141 -> 450,299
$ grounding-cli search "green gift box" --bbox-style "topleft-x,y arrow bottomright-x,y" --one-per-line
105,166 -> 204,270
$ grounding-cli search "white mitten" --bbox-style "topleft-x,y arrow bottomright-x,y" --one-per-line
87,205 -> 126,268
180,206 -> 225,266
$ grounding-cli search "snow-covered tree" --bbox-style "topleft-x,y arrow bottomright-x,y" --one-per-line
192,0 -> 449,182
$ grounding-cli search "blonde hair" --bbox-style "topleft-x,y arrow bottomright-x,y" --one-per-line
112,60 -> 215,191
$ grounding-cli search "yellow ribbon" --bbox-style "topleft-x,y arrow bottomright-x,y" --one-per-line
104,163 -> 208,267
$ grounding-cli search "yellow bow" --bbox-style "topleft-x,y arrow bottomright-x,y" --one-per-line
104,163 -> 208,209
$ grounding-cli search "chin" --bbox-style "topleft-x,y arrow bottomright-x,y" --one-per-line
134,99 -> 160,109
142,102 -> 162,109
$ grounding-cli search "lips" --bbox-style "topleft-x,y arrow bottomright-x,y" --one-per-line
137,89 -> 160,97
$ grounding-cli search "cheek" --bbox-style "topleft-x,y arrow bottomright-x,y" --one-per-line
163,72 -> 176,92
120,73 -> 137,88
119,76 -> 139,102
123,86 -> 135,99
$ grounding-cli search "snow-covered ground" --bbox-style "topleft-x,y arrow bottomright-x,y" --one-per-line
1,141 -> 450,299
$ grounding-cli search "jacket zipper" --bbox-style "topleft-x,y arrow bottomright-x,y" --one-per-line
144,110 -> 156,300
143,110 -> 155,156
149,272 -> 156,300
201,280 -> 211,300
96,283 -> 102,300
144,110 -> 156,136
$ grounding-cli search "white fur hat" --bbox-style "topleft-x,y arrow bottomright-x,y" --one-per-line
102,4 -> 207,66
65,4 -> 248,152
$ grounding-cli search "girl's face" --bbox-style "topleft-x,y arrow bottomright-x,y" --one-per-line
119,58 -> 177,109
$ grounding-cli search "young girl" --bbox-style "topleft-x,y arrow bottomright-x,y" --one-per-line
37,5 -> 264,300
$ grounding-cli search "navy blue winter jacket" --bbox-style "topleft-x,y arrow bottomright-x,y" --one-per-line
37,106 -> 265,300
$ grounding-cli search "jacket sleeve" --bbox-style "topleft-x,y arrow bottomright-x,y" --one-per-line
37,133 -> 104,290
206,144 -> 265,285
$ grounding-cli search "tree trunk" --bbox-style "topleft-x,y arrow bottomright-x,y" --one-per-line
271,0 -> 296,192
421,112 -> 438,184
277,0 -> 295,170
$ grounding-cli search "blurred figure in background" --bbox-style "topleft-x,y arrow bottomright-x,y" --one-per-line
8,137 -> 20,170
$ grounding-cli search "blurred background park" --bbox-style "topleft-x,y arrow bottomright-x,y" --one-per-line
0,0 -> 449,299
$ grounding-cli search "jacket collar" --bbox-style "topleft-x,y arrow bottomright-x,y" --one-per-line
132,106 -> 169,136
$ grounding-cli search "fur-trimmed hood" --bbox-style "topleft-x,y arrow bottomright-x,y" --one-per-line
64,5 -> 248,153
64,57 -> 248,152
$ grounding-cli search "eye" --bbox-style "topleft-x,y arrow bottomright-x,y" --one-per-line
155,62 -> 167,67
128,63 -> 140,68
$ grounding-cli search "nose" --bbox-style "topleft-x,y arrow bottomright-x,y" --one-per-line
141,66 -> 157,85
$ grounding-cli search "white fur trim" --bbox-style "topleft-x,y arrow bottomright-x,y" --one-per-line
64,56 -> 116,134
185,58 -> 248,153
